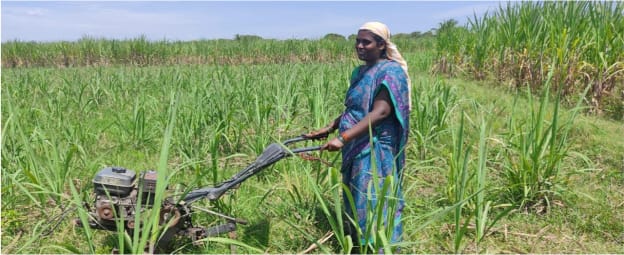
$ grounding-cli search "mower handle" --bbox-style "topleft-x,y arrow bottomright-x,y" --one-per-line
283,135 -> 325,153
290,145 -> 323,154
182,135 -> 323,204
283,135 -> 308,145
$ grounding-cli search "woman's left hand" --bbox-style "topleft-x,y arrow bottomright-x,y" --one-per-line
321,138 -> 344,151
303,127 -> 331,140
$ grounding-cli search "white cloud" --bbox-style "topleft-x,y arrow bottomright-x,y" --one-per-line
25,8 -> 46,16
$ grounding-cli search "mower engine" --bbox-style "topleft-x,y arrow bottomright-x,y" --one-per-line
76,167 -> 239,251
88,166 -> 165,230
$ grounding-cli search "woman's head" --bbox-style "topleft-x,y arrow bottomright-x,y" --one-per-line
355,29 -> 386,65
356,21 -> 413,110
356,21 -> 393,64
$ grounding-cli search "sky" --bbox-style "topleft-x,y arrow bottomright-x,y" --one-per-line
1,1 -> 505,42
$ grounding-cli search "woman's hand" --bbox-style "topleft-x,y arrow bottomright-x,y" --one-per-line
321,137 -> 344,151
303,126 -> 333,140
304,117 -> 340,140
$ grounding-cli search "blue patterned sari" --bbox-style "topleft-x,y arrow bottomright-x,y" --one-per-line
339,59 -> 410,244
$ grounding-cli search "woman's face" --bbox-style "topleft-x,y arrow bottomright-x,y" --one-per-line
355,30 -> 385,65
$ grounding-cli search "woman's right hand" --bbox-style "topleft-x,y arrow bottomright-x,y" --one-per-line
321,137 -> 344,151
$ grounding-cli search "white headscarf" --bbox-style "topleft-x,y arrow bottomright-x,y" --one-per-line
359,21 -> 412,110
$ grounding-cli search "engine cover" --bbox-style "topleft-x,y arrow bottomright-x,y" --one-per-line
93,167 -> 136,197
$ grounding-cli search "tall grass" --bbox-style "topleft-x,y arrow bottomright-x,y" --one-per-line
306,166 -> 354,254
0,37 -> 395,68
1,36 -> 436,69
435,1 -> 624,117
2,32 -> 622,253
500,62 -> 590,211
411,78 -> 457,159
0,61 -> 349,253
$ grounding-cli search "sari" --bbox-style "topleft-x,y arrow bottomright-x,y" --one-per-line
339,59 -> 410,244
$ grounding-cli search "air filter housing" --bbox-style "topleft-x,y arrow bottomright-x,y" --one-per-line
93,167 -> 136,197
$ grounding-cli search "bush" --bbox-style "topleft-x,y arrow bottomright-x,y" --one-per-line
322,33 -> 347,41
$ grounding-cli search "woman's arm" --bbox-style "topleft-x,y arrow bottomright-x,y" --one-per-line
322,87 -> 393,151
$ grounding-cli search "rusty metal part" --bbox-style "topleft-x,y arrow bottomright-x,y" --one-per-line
297,152 -> 332,166
187,227 -> 207,246
160,204 -> 181,227
96,202 -> 114,220
126,220 -> 135,229
228,222 -> 238,254
140,170 -> 158,193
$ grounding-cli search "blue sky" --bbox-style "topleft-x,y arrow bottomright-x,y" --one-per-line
1,1 -> 505,42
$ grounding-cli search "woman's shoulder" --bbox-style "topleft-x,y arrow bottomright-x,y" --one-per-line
383,59 -> 402,69
379,60 -> 405,76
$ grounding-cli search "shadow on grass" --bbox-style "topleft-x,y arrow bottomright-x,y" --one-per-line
241,218 -> 271,249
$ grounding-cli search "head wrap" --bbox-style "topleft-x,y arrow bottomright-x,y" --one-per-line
359,21 -> 412,110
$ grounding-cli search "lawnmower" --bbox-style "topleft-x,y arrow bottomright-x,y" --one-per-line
74,135 -> 326,253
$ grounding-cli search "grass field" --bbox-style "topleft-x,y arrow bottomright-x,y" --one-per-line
2,2 -> 623,254
2,60 -> 623,254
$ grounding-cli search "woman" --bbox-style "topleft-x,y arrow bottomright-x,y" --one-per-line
305,21 -> 411,248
